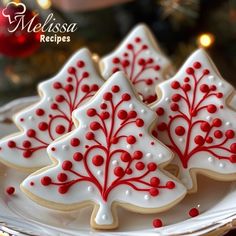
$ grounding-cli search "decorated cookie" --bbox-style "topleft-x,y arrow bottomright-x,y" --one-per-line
21,72 -> 186,230
100,24 -> 173,104
151,49 -> 236,192
0,48 -> 104,171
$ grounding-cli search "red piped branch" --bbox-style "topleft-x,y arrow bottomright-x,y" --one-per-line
40,85 -> 175,201
7,61 -> 100,159
111,37 -> 161,103
154,61 -> 236,168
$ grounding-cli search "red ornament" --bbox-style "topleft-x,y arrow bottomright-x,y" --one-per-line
0,5 -> 42,57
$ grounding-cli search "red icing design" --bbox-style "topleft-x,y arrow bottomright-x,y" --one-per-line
153,59 -> 236,168
37,82 -> 175,201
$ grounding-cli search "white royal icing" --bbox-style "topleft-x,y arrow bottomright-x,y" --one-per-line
0,48 -> 104,170
100,24 -> 172,104
151,49 -> 236,191
22,72 -> 186,227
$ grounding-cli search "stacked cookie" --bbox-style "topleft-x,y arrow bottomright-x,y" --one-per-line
0,24 -> 235,230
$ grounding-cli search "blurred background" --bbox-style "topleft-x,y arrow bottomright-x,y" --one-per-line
0,0 -> 235,106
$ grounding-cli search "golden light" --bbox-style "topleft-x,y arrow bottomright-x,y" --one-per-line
198,33 -> 215,48
36,0 -> 51,10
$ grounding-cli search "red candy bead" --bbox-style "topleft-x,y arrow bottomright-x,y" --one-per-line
77,60 -> 85,68
62,161 -> 73,170
135,162 -> 145,170
86,132 -> 94,140
166,181 -> 175,189
53,82 -> 62,89
112,85 -> 120,93
38,122 -> 48,131
92,155 -> 104,166
114,166 -> 124,177
147,162 -> 157,171
70,138 -> 80,147
156,107 -> 164,116
27,129 -> 36,137
133,151 -> 143,159
207,104 -> 217,113
122,93 -> 131,101
171,81 -> 180,89
56,125 -> 65,134
121,152 -> 131,162
189,208 -> 199,217
87,108 -> 96,117
136,119 -> 144,127
36,108 -> 45,116
90,122 -> 100,131
153,219 -> 163,228
103,92 -> 113,101
149,187 -> 159,196
41,176 -> 52,186
73,152 -> 83,161
8,141 -> 16,148
175,126 -> 185,136
57,173 -> 68,182
126,135 -> 136,144
118,110 -> 128,120
150,177 -> 160,187
6,186 -> 15,195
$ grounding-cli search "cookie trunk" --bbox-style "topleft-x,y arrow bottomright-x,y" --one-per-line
91,201 -> 118,229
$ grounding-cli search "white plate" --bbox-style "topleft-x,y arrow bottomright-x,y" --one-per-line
0,97 -> 235,236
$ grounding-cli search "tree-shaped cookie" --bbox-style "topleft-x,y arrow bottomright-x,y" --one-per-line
0,48 -> 104,171
21,72 -> 186,230
151,49 -> 236,192
100,24 -> 173,104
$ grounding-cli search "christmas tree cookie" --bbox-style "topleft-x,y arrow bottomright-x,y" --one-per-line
151,49 -> 236,192
100,24 -> 173,104
0,48 -> 104,171
21,72 -> 186,229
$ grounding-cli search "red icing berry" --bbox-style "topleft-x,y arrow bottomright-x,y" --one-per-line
101,111 -> 110,119
68,67 -> 76,74
62,161 -> 73,170
100,103 -> 107,110
82,72 -> 89,78
166,181 -> 175,189
86,132 -> 94,140
122,93 -> 131,101
135,162 -> 145,170
214,130 -> 223,139
73,152 -> 83,161
136,119 -> 144,127
81,84 -> 90,93
150,177 -> 160,187
56,95 -> 65,103
8,141 -> 16,148
194,135 -> 204,145
6,186 -> 15,195
36,108 -> 45,116
77,60 -> 85,68
127,44 -> 133,50
90,122 -> 101,131
126,135 -> 136,144
53,82 -> 62,89
207,104 -> 217,113
121,152 -> 131,162
70,138 -> 80,147
230,155 -> 236,163
172,94 -> 181,102
112,57 -> 120,64
57,173 -> 68,182
58,185 -> 69,194
92,155 -> 104,166
103,92 -> 113,101
212,118 -> 222,127
149,187 -> 159,196
55,125 -> 65,134
65,84 -> 73,92
122,60 -> 130,67
200,84 -> 209,93
38,122 -> 48,131
156,107 -> 164,116
133,151 -> 143,159
182,83 -> 191,92
146,79 -> 153,85
200,122 -> 211,132
170,103 -> 179,111
225,130 -> 235,139
186,67 -> 194,74
135,37 -> 141,43
147,162 -> 157,171
118,110 -> 128,120
114,166 -> 124,177
203,69 -> 210,75
193,61 -> 201,69
23,150 -> 32,158
23,140 -> 31,148
27,129 -> 36,137
41,176 -> 52,186
189,208 -> 199,217
87,108 -> 96,117
91,84 -> 99,92
112,85 -> 120,93
128,110 -> 137,118
138,58 -> 145,66
171,81 -> 180,89
175,126 -> 185,136
230,143 -> 236,153
154,65 -> 160,71
51,103 -> 58,110
153,219 -> 163,228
